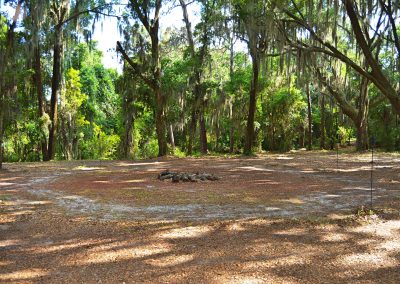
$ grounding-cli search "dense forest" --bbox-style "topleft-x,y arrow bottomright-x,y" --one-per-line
0,0 -> 399,167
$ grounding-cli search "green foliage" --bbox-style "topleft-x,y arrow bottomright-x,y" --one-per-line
369,102 -> 400,151
139,138 -> 159,159
3,0 -> 400,164
337,126 -> 352,146
63,68 -> 87,112
263,84 -> 306,151
81,124 -> 120,160
4,119 -> 42,162
171,147 -> 186,158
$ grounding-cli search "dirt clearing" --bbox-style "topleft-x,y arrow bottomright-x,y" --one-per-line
1,151 -> 400,283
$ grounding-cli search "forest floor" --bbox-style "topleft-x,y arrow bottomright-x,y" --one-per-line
1,150 -> 400,283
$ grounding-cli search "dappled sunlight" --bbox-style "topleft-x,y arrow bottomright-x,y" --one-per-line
280,198 -> 304,205
246,219 -> 276,226
237,166 -> 274,172
0,260 -> 13,267
379,240 -> 400,252
0,177 -> 20,182
254,179 -> 280,185
24,239 -> 107,254
300,168 -> 317,173
121,186 -> 142,191
23,200 -> 52,205
380,178 -> 400,184
159,225 -> 213,239
93,180 -> 110,184
2,154 -> 400,282
0,269 -> 49,281
121,179 -> 146,183
0,239 -> 23,248
225,222 -> 246,232
122,162 -> 167,167
354,238 -> 378,246
213,275 -> 270,284
321,232 -> 349,242
337,252 -> 398,268
0,182 -> 17,186
336,166 -> 371,172
75,241 -> 171,265
145,254 -> 194,267
276,156 -> 294,160
4,209 -> 35,219
73,166 -> 103,171
349,220 -> 400,238
273,228 -> 309,236
272,253 -> 310,265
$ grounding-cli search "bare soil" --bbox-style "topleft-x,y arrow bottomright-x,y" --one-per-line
1,151 -> 400,283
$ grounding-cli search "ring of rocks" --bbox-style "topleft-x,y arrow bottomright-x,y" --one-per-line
157,170 -> 220,183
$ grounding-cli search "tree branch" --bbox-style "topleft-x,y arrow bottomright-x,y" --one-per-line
61,3 -> 116,25
116,41 -> 152,86
314,67 -> 358,122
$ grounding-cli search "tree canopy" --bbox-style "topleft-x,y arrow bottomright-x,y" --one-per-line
0,0 -> 399,166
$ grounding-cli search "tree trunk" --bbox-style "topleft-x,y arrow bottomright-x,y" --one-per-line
122,89 -> 135,159
356,122 -> 368,151
169,124 -> 175,152
199,112 -> 208,154
244,52 -> 260,155
33,44 -> 48,160
215,115 -> 220,152
229,125 -> 234,153
60,110 -> 74,161
180,0 -> 209,156
155,89 -> 167,156
229,30 -> 235,154
299,125 -> 305,148
0,0 -> 23,168
306,83 -> 312,150
47,25 -> 63,161
344,0 -> 400,115
187,110 -> 197,155
127,1 -> 166,157
356,76 -> 369,151
320,93 -> 326,149
181,0 -> 196,155
150,22 -> 167,157
0,106 -> 3,170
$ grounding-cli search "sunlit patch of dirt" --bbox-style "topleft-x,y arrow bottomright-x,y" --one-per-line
73,241 -> 171,265
159,225 -> 213,239
0,239 -> 23,248
337,252 -> 397,268
0,268 -> 49,281
145,254 -> 195,267
321,232 -> 349,242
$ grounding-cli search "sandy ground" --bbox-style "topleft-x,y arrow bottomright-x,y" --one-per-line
0,151 -> 400,283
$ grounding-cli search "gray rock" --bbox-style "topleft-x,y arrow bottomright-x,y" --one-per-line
158,171 -> 220,182
181,174 -> 190,182
159,174 -> 173,181
172,174 -> 180,183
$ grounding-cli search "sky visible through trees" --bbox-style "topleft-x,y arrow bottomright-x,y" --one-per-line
0,0 -> 399,166
92,1 -> 203,71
